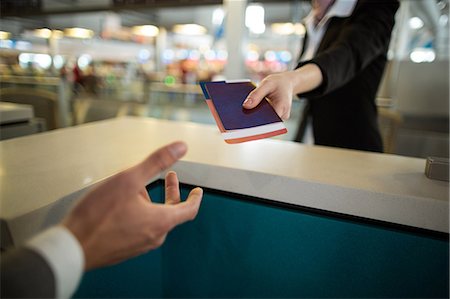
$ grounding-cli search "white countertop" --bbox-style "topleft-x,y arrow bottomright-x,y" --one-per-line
0,102 -> 34,124
1,117 -> 448,245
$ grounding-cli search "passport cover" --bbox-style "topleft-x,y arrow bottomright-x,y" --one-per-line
200,80 -> 287,144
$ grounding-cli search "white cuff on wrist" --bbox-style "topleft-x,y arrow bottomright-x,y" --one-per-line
27,226 -> 85,299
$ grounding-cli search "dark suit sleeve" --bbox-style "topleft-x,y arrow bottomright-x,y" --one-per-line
1,247 -> 56,298
297,0 -> 399,97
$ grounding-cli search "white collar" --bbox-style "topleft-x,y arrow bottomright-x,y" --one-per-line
305,0 -> 358,28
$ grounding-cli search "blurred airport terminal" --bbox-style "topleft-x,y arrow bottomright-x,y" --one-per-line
0,0 -> 448,158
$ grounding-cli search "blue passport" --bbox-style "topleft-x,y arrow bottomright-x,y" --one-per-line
200,80 -> 287,144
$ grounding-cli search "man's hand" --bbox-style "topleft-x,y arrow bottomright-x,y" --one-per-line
62,141 -> 203,270
243,64 -> 323,120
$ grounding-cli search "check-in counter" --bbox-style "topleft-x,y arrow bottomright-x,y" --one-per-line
0,102 -> 46,140
0,117 -> 448,298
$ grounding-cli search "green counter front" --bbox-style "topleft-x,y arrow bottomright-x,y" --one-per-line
74,181 -> 449,298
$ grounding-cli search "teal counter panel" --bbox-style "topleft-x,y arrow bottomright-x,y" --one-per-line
73,185 -> 164,298
74,182 -> 449,298
73,250 -> 162,298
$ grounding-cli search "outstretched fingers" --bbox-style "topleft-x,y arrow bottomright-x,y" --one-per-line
165,171 -> 180,205
167,187 -> 203,229
129,141 -> 188,188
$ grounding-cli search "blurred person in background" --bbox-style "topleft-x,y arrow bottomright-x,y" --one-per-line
244,0 -> 400,152
83,64 -> 100,95
72,60 -> 84,94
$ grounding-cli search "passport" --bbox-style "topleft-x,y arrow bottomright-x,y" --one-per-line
200,80 -> 287,144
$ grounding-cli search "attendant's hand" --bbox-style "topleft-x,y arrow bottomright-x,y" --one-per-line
243,64 -> 323,120
243,72 -> 296,120
62,141 -> 203,270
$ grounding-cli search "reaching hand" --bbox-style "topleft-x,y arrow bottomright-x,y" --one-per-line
62,141 -> 203,270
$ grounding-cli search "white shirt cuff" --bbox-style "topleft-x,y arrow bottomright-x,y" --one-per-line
26,226 -> 85,299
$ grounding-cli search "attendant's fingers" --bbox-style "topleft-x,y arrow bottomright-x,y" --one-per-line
243,82 -> 273,109
276,105 -> 291,121
129,141 -> 187,187
165,171 -> 180,205
167,187 -> 203,229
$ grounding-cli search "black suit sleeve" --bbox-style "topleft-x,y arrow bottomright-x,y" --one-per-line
297,0 -> 399,97
1,247 -> 56,298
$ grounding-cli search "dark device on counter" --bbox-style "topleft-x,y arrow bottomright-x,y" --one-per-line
425,157 -> 449,182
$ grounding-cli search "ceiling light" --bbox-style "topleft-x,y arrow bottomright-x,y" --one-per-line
64,27 -> 94,39
34,28 -> 52,38
246,4 -> 265,34
294,23 -> 306,35
0,31 -> 11,40
271,23 -> 295,35
132,25 -> 159,37
173,24 -> 207,35
34,28 -> 64,39
52,30 -> 64,39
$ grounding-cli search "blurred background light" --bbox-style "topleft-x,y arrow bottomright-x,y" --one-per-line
164,75 -> 176,86
138,49 -> 151,62
409,17 -> 424,29
246,4 -> 265,34
188,49 -> 201,60
246,50 -> 259,61
173,24 -> 207,35
64,27 -> 94,39
19,53 -> 52,69
15,41 -> 32,51
175,49 -> 189,60
162,49 -> 175,62
18,53 -> 32,65
294,23 -> 306,35
212,8 -> 225,26
132,25 -> 159,37
204,49 -> 216,61
77,54 -> 92,69
52,30 -> 64,39
216,50 -> 228,61
264,50 -> 276,62
53,55 -> 65,69
0,31 -> 11,40
34,54 -> 52,69
410,48 -> 436,63
271,23 -> 295,35
0,40 -> 13,49
279,51 -> 292,63
34,28 -> 52,39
